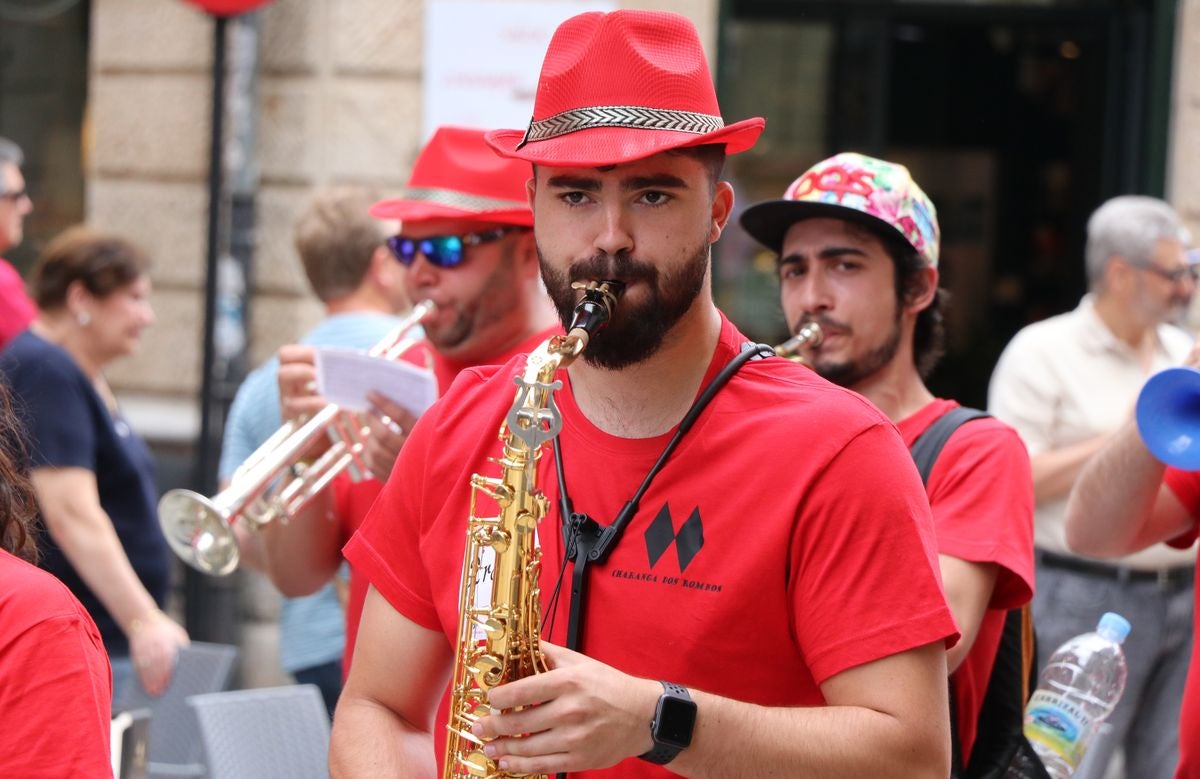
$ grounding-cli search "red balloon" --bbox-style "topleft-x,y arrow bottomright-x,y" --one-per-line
182,0 -> 273,16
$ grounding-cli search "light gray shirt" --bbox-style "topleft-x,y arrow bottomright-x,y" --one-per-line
989,295 -> 1195,570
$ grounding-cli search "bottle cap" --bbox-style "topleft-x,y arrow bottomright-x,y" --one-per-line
1097,612 -> 1132,644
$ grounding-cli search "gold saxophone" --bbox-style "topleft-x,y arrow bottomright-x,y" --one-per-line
774,321 -> 823,364
444,280 -> 623,779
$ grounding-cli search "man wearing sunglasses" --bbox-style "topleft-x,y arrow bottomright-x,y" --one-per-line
990,194 -> 1197,778
0,136 -> 37,350
265,126 -> 559,680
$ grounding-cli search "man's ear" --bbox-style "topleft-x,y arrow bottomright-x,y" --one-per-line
1103,255 -> 1134,294
368,244 -> 397,286
905,265 -> 939,314
708,181 -> 734,244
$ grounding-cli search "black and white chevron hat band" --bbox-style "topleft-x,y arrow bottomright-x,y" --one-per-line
402,187 -> 528,213
517,105 -> 726,149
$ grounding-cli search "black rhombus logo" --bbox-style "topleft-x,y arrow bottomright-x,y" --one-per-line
644,502 -> 704,572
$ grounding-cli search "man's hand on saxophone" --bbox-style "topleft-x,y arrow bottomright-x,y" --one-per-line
468,643 -> 660,774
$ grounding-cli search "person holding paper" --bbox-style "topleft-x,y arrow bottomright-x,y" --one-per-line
267,126 -> 560,679
218,186 -> 413,715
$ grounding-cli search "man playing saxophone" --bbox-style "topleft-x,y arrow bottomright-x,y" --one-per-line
743,153 -> 1035,773
331,10 -> 958,779
262,126 -> 560,677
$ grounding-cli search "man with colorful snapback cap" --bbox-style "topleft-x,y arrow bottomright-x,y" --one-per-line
741,152 -> 1035,773
258,126 -> 559,679
334,11 -> 957,778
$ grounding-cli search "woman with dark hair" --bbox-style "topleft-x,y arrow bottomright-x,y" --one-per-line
0,380 -> 112,776
0,225 -> 188,699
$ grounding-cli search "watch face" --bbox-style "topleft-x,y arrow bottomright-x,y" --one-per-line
656,695 -> 698,747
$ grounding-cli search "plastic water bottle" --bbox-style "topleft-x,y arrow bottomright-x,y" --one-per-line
1023,612 -> 1131,778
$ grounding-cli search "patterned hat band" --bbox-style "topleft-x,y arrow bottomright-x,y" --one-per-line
402,187 -> 528,213
517,105 -> 726,149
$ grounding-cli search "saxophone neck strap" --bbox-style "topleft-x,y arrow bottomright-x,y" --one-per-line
558,341 -> 775,651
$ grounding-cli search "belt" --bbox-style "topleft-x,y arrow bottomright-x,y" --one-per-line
1037,550 -> 1195,589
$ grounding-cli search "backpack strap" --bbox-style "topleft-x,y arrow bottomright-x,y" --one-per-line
910,406 -> 990,486
907,405 -> 989,777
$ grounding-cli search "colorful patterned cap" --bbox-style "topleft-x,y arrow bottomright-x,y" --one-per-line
740,152 -> 940,268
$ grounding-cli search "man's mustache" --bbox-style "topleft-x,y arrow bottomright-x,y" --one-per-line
569,253 -> 658,285
795,313 -> 849,338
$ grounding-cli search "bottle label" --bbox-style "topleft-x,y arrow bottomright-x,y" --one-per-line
1024,689 -> 1094,767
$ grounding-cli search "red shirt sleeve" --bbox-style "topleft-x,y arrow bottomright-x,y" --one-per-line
1164,467 -> 1200,548
926,419 -> 1036,610
0,259 -> 36,349
790,420 -> 961,683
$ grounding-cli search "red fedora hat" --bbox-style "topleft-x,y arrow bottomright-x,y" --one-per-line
371,126 -> 533,227
486,10 -> 764,167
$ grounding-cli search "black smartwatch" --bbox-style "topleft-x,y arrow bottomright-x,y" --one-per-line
638,681 -> 697,765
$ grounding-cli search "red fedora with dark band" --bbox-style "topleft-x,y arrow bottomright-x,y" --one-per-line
486,10 -> 764,167
371,126 -> 533,227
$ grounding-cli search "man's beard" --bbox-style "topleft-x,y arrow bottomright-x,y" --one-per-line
539,242 -> 710,369
801,309 -> 902,389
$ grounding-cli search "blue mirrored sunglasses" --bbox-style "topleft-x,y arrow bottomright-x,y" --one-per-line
386,227 -> 520,268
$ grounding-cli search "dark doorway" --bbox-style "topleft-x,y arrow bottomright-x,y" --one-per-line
0,0 -> 90,273
717,0 -> 1177,407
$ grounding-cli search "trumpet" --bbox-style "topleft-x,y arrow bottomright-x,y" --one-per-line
775,321 -> 823,363
159,299 -> 435,576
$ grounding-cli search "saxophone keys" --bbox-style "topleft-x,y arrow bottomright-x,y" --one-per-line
459,750 -> 492,776
469,652 -> 505,689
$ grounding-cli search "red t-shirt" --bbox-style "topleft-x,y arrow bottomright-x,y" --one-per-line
896,399 -> 1035,763
335,326 -> 561,673
346,314 -> 959,778
0,258 -> 35,350
1164,468 -> 1200,779
0,550 -> 112,778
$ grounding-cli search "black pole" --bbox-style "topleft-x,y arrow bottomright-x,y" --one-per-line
198,14 -> 226,498
186,14 -> 239,645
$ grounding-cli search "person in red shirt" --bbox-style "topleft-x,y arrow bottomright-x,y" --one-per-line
259,126 -> 559,672
331,11 -> 958,778
0,137 -> 38,348
1065,343 -> 1200,779
0,381 -> 112,778
741,153 -> 1036,771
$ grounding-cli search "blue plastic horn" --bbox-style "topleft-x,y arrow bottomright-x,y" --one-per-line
1136,366 -> 1200,470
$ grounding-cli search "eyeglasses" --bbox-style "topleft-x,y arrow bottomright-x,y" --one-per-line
386,227 -> 520,268
0,188 -> 27,203
1131,261 -> 1200,285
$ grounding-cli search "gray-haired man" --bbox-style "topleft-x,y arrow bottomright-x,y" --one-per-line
989,195 -> 1196,778
0,136 -> 37,348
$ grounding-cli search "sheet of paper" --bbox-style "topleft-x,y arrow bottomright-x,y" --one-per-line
315,348 -> 438,418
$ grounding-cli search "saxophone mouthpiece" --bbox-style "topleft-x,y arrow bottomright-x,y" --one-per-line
565,280 -> 623,349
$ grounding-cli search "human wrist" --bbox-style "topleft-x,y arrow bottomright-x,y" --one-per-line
638,680 -> 697,765
127,607 -> 167,637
